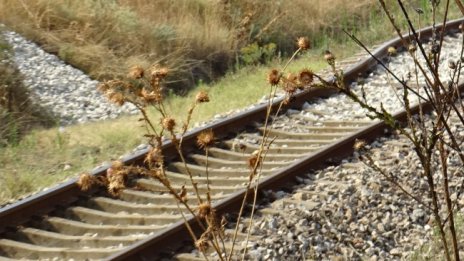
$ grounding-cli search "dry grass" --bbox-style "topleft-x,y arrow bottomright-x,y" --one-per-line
0,0 -> 378,92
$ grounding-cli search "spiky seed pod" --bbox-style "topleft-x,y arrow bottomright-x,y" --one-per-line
195,91 -> 209,103
198,202 -> 212,218
141,88 -> 162,104
128,66 -> 144,79
77,173 -> 95,191
162,117 -> 176,131
151,67 -> 169,79
150,65 -> 169,78
108,91 -> 125,106
387,46 -> 397,56
298,69 -> 314,85
195,91 -> 210,103
297,37 -> 310,50
197,129 -> 215,149
106,168 -> 126,196
448,60 -> 457,70
324,50 -> 335,64
267,69 -> 281,86
408,44 -> 417,53
145,147 -> 164,166
284,73 -> 298,94
97,82 -> 110,93
112,161 -> 124,171
195,237 -> 209,253
353,139 -> 366,151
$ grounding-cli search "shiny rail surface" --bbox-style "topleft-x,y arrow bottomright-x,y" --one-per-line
0,18 -> 463,261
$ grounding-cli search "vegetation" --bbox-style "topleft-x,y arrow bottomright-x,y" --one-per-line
0,0 -> 395,93
1,0 -> 464,259
330,1 -> 464,260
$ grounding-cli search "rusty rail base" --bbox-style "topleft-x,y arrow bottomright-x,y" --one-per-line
0,17 -> 463,259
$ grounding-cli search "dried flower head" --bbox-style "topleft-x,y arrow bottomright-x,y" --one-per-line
448,60 -> 457,70
197,129 -> 215,149
111,161 -> 124,171
284,73 -> 298,94
387,46 -> 397,56
298,69 -> 314,86
195,237 -> 209,253
108,91 -> 125,106
162,117 -> 176,131
141,88 -> 162,104
324,50 -> 335,64
145,147 -> 164,166
106,165 -> 127,196
77,173 -> 95,191
128,66 -> 144,79
151,67 -> 169,79
297,37 -> 310,50
198,202 -> 212,218
195,91 -> 210,103
353,139 -> 366,151
267,69 -> 281,86
408,44 -> 417,53
97,82 -> 110,93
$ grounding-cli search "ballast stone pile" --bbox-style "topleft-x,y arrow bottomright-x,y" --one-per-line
2,30 -> 137,125
245,129 -> 464,260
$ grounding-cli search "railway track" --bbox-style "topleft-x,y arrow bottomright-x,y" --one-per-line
0,18 -> 463,260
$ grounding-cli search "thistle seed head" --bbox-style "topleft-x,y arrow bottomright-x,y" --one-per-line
128,65 -> 144,79
297,37 -> 310,50
162,117 -> 176,131
150,66 -> 169,79
141,88 -> 162,104
387,46 -> 397,56
298,69 -> 314,86
284,73 -> 298,94
198,202 -> 212,218
267,69 -> 281,86
145,147 -> 164,166
108,91 -> 125,106
195,91 -> 210,103
353,139 -> 366,151
324,50 -> 335,64
197,129 -> 215,149
77,173 -> 95,191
